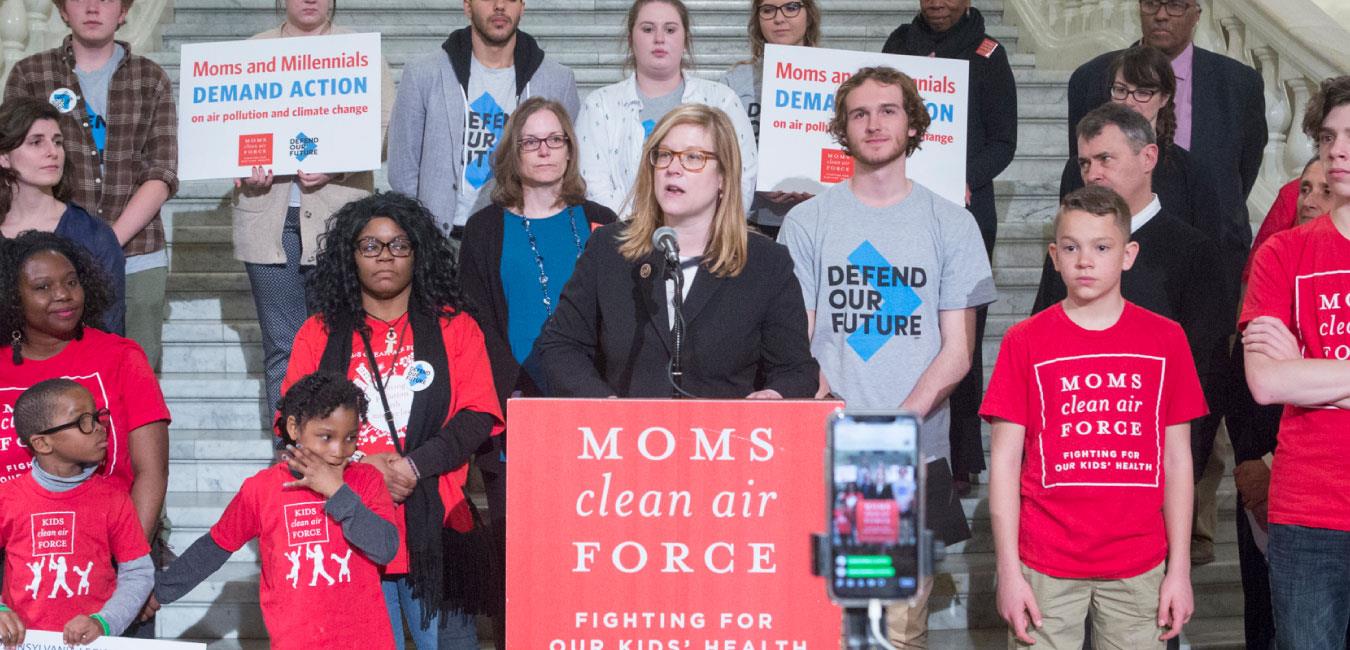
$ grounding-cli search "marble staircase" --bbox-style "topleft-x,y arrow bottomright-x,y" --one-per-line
148,0 -> 1245,647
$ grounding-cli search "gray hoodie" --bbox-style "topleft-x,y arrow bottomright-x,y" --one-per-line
388,28 -> 580,233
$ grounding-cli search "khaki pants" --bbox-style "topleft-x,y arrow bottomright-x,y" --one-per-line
1192,427 -> 1230,560
884,576 -> 935,649
1008,562 -> 1166,650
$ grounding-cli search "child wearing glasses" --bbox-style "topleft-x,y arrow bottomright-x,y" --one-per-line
0,378 -> 153,646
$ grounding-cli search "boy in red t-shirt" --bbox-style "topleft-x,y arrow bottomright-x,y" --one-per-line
0,379 -> 152,646
981,186 -> 1206,648
150,373 -> 398,650
1242,76 -> 1350,649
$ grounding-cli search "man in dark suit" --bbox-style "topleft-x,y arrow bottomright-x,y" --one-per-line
1066,0 -> 1264,291
883,0 -> 1019,494
1034,103 -> 1230,493
1065,0 -> 1264,570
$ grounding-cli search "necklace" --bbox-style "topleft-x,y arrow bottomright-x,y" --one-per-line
367,313 -> 409,381
519,206 -> 584,315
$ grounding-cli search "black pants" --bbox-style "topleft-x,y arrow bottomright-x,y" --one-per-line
948,187 -> 997,478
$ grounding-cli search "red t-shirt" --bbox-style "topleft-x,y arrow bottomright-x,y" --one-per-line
210,463 -> 396,650
980,302 -> 1207,579
283,311 -> 504,574
1241,216 -> 1350,531
0,329 -> 170,491
0,474 -> 149,631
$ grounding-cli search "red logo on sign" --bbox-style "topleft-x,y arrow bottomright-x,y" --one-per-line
238,133 -> 273,166
283,502 -> 329,547
820,149 -> 854,183
31,512 -> 75,556
854,500 -> 899,544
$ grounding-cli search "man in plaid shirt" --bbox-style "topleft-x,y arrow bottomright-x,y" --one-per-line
5,0 -> 178,370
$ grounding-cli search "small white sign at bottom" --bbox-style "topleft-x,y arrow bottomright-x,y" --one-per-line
18,630 -> 206,649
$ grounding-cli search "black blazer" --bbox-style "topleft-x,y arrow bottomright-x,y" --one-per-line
535,223 -> 819,399
458,200 -> 618,411
1066,45 -> 1265,283
883,6 -> 1017,249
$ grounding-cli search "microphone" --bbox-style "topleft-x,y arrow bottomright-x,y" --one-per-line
652,226 -> 680,266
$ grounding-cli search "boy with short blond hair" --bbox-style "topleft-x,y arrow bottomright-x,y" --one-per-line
981,185 -> 1204,649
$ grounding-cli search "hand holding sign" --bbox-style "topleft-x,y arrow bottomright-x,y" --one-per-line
0,608 -> 24,649
63,614 -> 102,646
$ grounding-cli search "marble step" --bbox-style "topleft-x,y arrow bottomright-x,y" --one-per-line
162,0 -> 1002,23
929,615 -> 1246,650
161,373 -> 269,432
161,23 -> 1022,55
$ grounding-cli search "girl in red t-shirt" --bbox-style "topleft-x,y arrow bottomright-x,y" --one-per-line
150,372 -> 398,650
282,192 -> 503,649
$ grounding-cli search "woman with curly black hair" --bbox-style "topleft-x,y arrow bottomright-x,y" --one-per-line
0,230 -> 170,557
282,192 -> 502,650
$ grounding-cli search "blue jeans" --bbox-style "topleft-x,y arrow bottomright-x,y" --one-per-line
382,576 -> 479,650
1269,524 -> 1350,649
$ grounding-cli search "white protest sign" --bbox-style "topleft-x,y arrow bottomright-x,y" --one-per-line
18,630 -> 205,649
758,44 -> 970,205
177,33 -> 382,181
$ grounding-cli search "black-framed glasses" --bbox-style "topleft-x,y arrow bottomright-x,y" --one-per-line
757,1 -> 803,20
1139,0 -> 1194,16
1110,83 -> 1160,102
519,134 -> 569,152
355,237 -> 414,258
33,409 -> 109,437
649,148 -> 718,172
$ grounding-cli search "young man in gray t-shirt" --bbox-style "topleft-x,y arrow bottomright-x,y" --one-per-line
778,66 -> 996,647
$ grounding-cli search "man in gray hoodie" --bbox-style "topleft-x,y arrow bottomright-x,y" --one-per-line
388,0 -> 580,240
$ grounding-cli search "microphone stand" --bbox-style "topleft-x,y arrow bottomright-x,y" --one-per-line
666,255 -> 686,399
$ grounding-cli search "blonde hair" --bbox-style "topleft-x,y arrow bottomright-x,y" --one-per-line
746,0 -> 821,61
617,104 -> 748,278
624,0 -> 694,73
489,97 -> 587,210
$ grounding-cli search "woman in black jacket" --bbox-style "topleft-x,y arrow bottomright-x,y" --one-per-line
457,97 -> 614,644
460,97 -> 618,405
535,103 -> 818,399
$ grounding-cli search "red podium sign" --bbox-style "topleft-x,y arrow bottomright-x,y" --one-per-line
507,398 -> 844,649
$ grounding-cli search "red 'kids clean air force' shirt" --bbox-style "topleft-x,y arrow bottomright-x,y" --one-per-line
283,311 -> 504,574
1242,216 -> 1350,532
980,303 -> 1207,579
210,463 -> 397,650
0,474 -> 149,631
0,329 -> 170,490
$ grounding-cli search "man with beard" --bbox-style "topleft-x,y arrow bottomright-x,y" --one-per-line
389,0 -> 580,243
779,67 -> 996,649
882,0 -> 1017,496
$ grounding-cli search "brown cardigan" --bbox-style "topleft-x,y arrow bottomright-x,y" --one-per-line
229,24 -> 396,265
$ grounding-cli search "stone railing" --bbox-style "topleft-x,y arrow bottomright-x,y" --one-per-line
1006,0 -> 1350,219
0,0 -> 170,84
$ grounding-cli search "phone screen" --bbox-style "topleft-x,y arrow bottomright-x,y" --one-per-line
828,414 -> 920,602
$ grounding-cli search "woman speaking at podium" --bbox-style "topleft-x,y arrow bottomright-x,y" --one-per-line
535,104 -> 818,399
